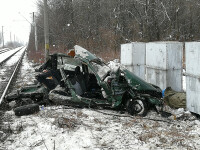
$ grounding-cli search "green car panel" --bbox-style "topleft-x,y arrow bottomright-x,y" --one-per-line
58,45 -> 163,109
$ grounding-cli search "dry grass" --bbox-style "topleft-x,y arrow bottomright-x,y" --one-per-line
57,117 -> 79,129
122,119 -> 138,128
93,118 -> 104,124
139,132 -> 157,142
76,111 -> 88,118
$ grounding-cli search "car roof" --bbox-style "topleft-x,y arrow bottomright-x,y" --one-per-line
74,45 -> 100,62
49,53 -> 72,57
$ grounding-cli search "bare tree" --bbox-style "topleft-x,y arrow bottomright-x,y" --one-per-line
27,0 -> 200,62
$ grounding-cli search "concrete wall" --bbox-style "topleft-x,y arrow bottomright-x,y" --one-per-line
121,42 -> 183,91
185,42 -> 200,115
121,42 -> 146,80
146,42 -> 183,91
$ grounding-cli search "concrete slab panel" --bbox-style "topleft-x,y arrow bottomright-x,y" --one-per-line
146,42 -> 167,69
186,76 -> 200,114
185,42 -> 200,76
185,42 -> 200,115
132,42 -> 146,65
146,68 -> 167,90
166,69 -> 182,91
121,43 -> 133,65
146,42 -> 183,91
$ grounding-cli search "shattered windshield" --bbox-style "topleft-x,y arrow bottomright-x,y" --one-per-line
90,61 -> 111,79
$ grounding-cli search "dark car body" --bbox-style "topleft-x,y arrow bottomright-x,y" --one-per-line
48,45 -> 163,116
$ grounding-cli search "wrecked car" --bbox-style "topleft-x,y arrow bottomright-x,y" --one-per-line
6,45 -> 163,116
48,45 -> 163,116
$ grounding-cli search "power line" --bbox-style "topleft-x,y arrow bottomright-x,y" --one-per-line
18,12 -> 33,26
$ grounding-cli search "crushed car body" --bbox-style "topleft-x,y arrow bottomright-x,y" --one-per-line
6,45 -> 163,116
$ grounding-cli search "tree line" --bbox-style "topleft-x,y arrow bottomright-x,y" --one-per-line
28,0 -> 200,62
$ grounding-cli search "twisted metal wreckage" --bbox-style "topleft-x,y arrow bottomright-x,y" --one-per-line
6,45 -> 183,117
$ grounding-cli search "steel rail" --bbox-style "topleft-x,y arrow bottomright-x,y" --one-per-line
0,48 -> 26,104
0,47 -> 23,66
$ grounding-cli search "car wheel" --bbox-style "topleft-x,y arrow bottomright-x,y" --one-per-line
14,104 -> 40,116
126,98 -> 148,116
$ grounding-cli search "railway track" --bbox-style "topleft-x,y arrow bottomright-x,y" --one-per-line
0,46 -> 26,104
0,48 -> 11,54
0,47 -> 23,66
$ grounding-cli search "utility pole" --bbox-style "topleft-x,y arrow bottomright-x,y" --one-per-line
33,12 -> 38,51
10,32 -> 12,42
2,26 -> 4,48
44,0 -> 49,61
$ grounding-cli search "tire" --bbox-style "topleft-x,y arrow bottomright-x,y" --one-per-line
5,90 -> 19,102
14,104 -> 40,116
126,98 -> 148,116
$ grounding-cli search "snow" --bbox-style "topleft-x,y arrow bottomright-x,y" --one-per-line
74,45 -> 90,58
0,47 -> 27,86
182,69 -> 186,91
1,52 -> 200,150
13,52 -> 37,88
0,47 -> 24,64
182,75 -> 186,91
0,68 -> 6,82
92,63 -> 110,79
108,59 -> 120,73
1,107 -> 200,150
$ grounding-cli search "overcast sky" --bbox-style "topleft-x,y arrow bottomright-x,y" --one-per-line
0,0 -> 38,45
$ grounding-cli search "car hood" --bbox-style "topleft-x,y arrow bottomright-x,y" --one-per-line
121,67 -> 159,92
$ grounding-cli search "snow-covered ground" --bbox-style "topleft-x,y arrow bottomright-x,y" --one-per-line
0,47 -> 24,64
1,52 -> 200,150
1,106 -> 200,150
13,51 -> 37,89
